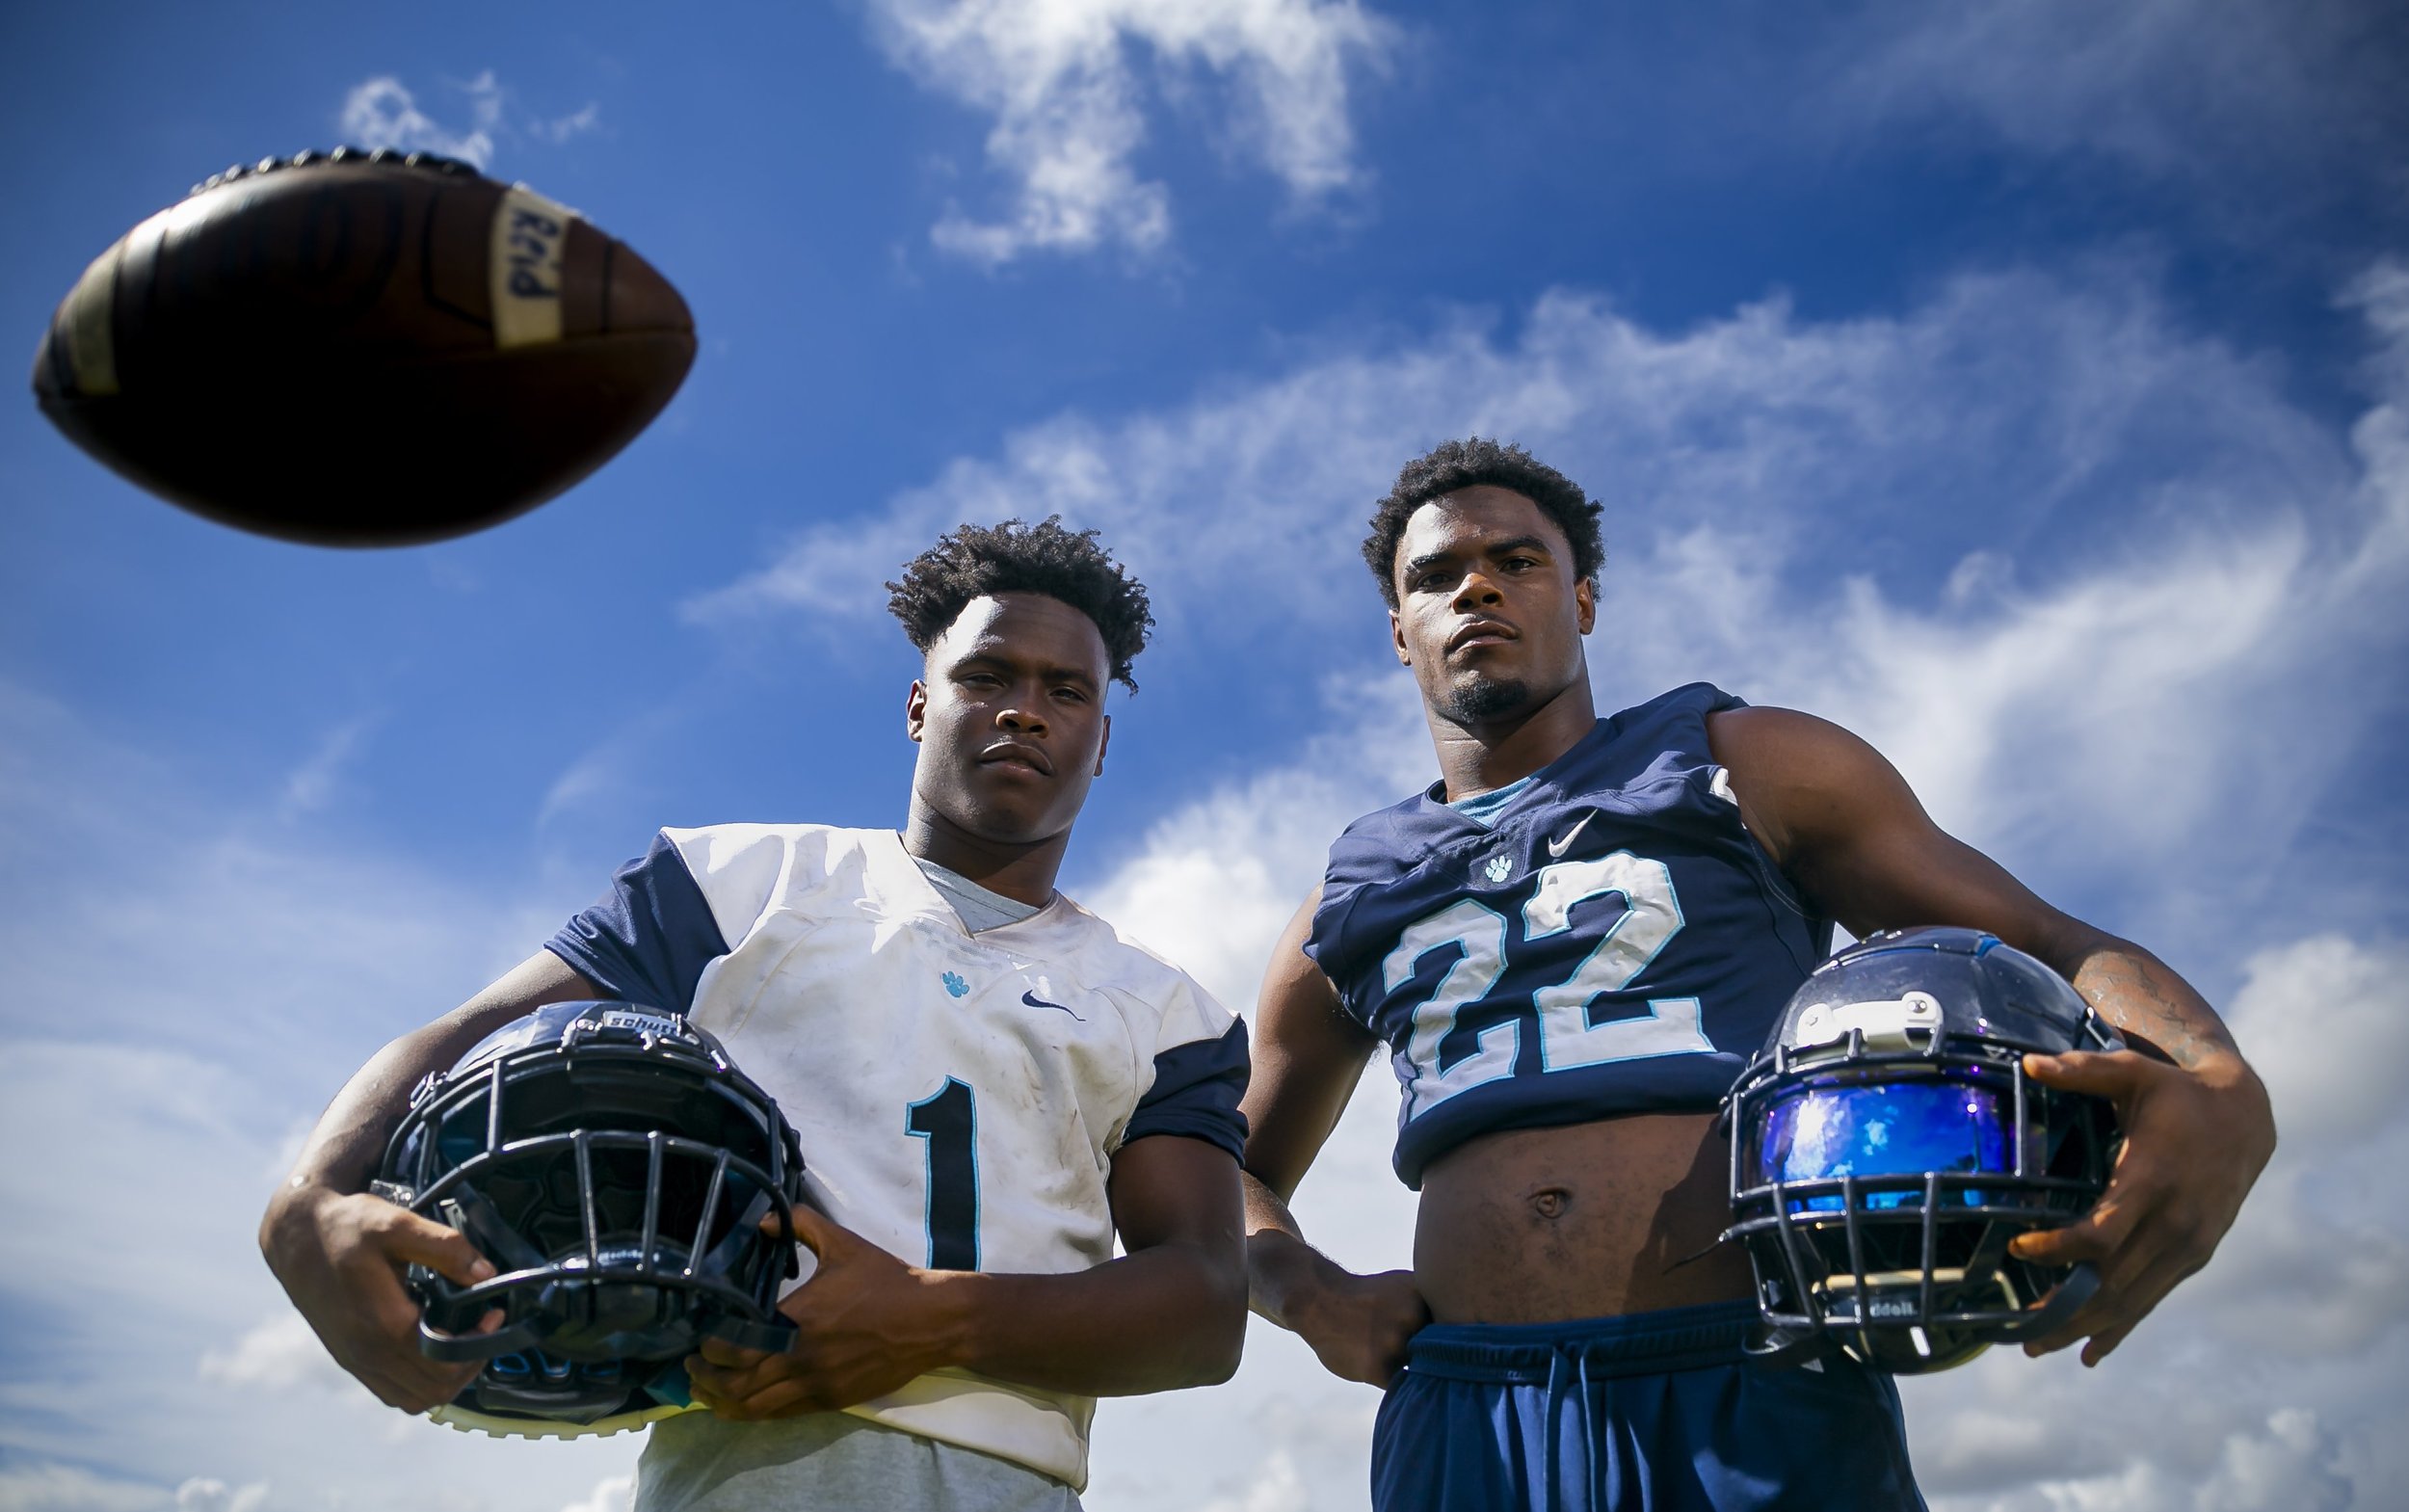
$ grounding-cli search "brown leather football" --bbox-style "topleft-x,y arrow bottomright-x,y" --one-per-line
31,148 -> 696,546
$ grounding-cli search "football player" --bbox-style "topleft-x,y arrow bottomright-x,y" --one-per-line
1239,440 -> 2276,1510
260,519 -> 1249,1510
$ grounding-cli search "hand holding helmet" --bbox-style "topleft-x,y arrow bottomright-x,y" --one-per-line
371,1000 -> 807,1436
254,1181 -> 506,1412
2005,1043 -> 2264,1366
1722,926 -> 2124,1373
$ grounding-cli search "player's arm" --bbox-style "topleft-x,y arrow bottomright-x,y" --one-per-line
686,1133 -> 1247,1416
1710,705 -> 2277,1366
257,949 -> 602,1411
1236,889 -> 1428,1386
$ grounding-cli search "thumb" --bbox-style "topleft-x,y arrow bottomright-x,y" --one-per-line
383,1211 -> 498,1288
766,1201 -> 841,1259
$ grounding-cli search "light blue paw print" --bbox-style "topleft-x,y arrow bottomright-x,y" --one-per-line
941,971 -> 969,998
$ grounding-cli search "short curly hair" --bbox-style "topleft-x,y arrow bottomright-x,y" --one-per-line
1362,438 -> 1606,610
887,517 -> 1155,691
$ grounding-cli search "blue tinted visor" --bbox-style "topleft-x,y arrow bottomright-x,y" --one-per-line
1747,1074 -> 2018,1209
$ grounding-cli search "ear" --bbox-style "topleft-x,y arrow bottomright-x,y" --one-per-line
1390,608 -> 1411,666
1094,713 -> 1111,777
1575,577 -> 1597,636
906,679 -> 928,742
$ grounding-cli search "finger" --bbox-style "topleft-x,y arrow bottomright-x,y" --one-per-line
376,1211 -> 498,1287
713,1375 -> 827,1420
694,1335 -> 773,1369
423,1307 -> 511,1342
2021,1050 -> 2155,1100
2022,1211 -> 2186,1356
781,1203 -> 839,1258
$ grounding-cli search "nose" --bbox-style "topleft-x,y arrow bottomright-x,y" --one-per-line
1452,568 -> 1504,612
995,692 -> 1048,737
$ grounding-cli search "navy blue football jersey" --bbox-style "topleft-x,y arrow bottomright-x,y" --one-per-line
1306,683 -> 1832,1187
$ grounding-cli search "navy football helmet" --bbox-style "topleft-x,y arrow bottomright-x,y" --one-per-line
371,1001 -> 805,1436
1722,928 -> 2122,1373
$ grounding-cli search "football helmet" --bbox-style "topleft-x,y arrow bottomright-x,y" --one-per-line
371,1000 -> 805,1436
1721,927 -> 2122,1373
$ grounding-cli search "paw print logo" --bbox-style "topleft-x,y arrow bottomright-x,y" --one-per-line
1483,854 -> 1513,884
941,971 -> 970,998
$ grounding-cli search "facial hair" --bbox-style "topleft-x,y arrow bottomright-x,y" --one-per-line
1438,675 -> 1531,726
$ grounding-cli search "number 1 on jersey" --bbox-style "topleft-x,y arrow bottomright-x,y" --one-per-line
907,1077 -> 980,1270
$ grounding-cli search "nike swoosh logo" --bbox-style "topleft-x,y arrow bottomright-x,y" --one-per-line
1021,990 -> 1084,1021
1547,813 -> 1595,859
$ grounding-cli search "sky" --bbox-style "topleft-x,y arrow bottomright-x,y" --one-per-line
2,1 -> 2405,1509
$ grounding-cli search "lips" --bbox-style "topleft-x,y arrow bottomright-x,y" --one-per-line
1446,619 -> 1519,653
979,741 -> 1053,776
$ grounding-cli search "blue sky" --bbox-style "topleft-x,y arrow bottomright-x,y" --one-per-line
3,3 -> 2405,1509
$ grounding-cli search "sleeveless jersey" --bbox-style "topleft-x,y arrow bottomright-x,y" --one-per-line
546,824 -> 1249,1490
1306,684 -> 1830,1189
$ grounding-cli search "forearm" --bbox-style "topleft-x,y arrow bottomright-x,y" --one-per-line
2060,933 -> 2242,1072
924,1241 -> 1245,1394
1240,1169 -> 1339,1327
261,953 -> 594,1239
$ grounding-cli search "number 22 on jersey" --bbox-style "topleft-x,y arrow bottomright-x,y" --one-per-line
1384,851 -> 1711,1120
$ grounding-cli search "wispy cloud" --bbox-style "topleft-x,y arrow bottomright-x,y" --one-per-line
863,0 -> 1400,263
335,71 -> 603,170
1826,0 -> 2409,219
338,72 -> 503,167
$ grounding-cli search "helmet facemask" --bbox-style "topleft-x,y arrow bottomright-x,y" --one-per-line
1723,934 -> 2121,1373
373,1003 -> 805,1435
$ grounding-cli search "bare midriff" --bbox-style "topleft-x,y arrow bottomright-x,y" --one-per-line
1413,1111 -> 1757,1324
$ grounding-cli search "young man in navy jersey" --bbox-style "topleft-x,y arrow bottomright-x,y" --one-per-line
1238,439 -> 2276,1510
261,519 -> 1249,1510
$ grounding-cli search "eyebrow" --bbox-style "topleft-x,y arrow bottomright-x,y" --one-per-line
957,649 -> 1100,690
1400,535 -> 1555,581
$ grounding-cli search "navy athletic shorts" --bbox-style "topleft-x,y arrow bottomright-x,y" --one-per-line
1370,1301 -> 1925,1512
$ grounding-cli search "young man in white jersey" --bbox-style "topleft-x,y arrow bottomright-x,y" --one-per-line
260,519 -> 1249,1509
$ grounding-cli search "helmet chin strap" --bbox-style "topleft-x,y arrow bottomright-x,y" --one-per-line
1996,1261 -> 2101,1340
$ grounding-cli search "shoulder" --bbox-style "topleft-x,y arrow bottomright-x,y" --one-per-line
654,822 -> 900,927
1703,705 -> 1918,863
1047,896 -> 1238,1034
660,822 -> 882,884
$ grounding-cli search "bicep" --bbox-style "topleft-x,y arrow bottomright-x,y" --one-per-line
420,950 -> 605,1061
1713,707 -> 2098,960
1238,888 -> 1379,1202
1106,1135 -> 1243,1258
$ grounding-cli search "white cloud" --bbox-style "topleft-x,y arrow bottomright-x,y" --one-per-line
532,101 -> 605,145
1829,0 -> 2407,207
169,1483 -> 267,1512
0,684 -> 640,1508
699,263 -> 2406,960
0,1464 -> 167,1512
198,1314 -> 350,1394
555,1475 -> 634,1512
336,71 -> 601,170
865,0 -> 1399,263
278,712 -> 380,819
340,74 -> 501,168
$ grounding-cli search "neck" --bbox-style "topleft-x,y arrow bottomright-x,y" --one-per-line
901,798 -> 1067,907
1426,676 -> 1598,801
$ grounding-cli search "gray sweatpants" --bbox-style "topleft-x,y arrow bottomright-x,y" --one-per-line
635,1410 -> 1084,1512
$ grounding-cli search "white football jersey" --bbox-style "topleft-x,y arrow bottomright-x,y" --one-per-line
547,824 -> 1249,1489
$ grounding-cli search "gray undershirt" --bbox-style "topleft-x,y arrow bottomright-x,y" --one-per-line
914,856 -> 1046,934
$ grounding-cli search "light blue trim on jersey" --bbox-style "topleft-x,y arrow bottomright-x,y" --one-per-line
1445,774 -> 1536,830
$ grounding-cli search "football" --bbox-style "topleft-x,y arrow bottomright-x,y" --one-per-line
30,148 -> 695,546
